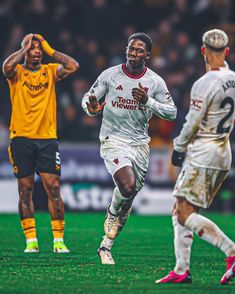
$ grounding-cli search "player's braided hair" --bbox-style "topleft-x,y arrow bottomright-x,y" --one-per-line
128,32 -> 152,52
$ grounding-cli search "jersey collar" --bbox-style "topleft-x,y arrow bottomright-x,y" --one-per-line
23,63 -> 42,72
122,64 -> 147,79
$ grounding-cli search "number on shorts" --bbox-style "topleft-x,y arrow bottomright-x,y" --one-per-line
216,96 -> 234,134
56,152 -> 61,165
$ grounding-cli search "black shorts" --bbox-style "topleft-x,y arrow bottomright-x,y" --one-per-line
8,137 -> 61,178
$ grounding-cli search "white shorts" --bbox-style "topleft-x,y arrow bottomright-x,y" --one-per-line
100,138 -> 149,191
172,161 -> 228,208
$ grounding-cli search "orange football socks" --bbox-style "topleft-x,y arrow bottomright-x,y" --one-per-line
21,218 -> 37,240
51,220 -> 65,239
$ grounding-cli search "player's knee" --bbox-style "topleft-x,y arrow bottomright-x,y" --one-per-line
119,181 -> 136,199
19,185 -> 33,199
45,179 -> 61,198
177,210 -> 192,226
177,213 -> 186,226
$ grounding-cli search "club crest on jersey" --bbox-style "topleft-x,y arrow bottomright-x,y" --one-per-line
144,87 -> 149,93
116,85 -> 123,90
113,158 -> 119,165
41,71 -> 48,77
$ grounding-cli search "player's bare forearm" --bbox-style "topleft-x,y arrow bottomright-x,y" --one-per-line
3,33 -> 33,79
2,49 -> 26,79
53,51 -> 79,79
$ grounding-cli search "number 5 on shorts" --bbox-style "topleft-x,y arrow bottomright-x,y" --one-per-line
56,152 -> 61,165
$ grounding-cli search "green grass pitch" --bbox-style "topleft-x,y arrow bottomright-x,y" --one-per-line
0,212 -> 235,293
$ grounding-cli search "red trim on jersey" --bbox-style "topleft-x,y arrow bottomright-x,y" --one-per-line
122,64 -> 147,79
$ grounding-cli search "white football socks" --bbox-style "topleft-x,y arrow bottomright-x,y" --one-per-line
185,213 -> 235,256
100,236 -> 114,251
109,187 -> 128,215
172,215 -> 193,274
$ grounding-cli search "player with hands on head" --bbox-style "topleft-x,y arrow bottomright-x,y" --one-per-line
82,32 -> 177,265
3,33 -> 79,253
156,29 -> 235,285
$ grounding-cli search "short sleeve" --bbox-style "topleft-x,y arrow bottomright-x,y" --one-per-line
47,63 -> 62,82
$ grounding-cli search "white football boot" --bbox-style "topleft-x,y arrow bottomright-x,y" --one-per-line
97,247 -> 115,265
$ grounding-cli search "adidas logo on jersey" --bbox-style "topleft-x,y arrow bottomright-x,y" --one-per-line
116,85 -> 123,90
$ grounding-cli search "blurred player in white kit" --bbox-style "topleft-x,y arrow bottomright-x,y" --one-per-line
82,32 -> 177,264
156,29 -> 235,285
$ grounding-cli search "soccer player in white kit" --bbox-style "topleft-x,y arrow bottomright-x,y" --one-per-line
156,29 -> 235,285
82,32 -> 177,264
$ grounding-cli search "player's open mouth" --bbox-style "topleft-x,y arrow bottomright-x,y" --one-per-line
128,58 -> 137,62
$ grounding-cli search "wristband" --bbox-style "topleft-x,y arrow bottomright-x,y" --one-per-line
41,40 -> 55,56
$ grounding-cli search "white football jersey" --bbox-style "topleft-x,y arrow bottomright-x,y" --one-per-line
174,66 -> 235,170
82,64 -> 176,145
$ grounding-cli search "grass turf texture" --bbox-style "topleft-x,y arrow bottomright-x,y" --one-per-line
0,213 -> 235,294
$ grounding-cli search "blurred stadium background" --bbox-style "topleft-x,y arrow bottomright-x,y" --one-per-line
1,0 -> 235,214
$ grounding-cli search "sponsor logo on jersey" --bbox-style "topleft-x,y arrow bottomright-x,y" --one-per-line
190,98 -> 203,110
23,81 -> 49,91
113,158 -> 119,165
111,96 -> 146,110
116,85 -> 123,90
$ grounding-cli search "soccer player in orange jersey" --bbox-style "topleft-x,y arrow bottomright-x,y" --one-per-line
3,33 -> 79,253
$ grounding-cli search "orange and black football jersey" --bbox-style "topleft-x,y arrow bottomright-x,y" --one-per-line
7,63 -> 61,139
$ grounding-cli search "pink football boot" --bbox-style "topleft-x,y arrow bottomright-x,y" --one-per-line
155,270 -> 192,284
220,256 -> 235,285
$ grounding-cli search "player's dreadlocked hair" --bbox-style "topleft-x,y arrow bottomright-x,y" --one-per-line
128,32 -> 152,53
32,35 -> 40,42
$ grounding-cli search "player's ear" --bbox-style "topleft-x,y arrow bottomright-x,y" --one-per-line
201,46 -> 205,56
225,47 -> 230,57
146,52 -> 151,60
